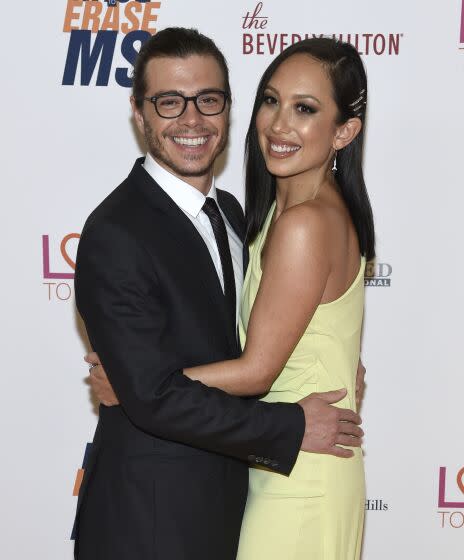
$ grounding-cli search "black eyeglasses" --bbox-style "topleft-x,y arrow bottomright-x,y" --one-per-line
143,90 -> 229,119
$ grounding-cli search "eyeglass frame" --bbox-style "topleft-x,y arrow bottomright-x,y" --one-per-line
143,90 -> 230,119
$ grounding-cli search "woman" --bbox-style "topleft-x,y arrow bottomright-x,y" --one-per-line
89,38 -> 374,559
182,38 -> 375,559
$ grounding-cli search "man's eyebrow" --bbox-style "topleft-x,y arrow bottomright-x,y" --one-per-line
149,88 -> 225,97
196,88 -> 225,94
150,89 -> 183,97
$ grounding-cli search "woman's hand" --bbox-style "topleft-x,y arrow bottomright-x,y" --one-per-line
85,352 -> 120,406
355,359 -> 366,410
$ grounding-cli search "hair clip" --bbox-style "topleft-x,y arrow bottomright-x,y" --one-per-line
349,89 -> 366,108
352,101 -> 366,112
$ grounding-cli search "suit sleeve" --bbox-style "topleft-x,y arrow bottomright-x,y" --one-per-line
75,220 -> 305,475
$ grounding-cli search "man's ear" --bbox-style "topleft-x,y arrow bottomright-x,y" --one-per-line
333,117 -> 362,151
130,96 -> 145,136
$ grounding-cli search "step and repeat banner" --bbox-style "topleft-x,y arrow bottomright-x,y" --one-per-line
1,1 -> 463,558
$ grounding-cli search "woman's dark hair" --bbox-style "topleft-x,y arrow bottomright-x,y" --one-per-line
245,37 -> 375,260
132,27 -> 231,109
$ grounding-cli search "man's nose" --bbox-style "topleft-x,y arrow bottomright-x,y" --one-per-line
178,99 -> 203,126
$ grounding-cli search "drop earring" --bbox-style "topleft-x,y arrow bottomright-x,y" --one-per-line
332,150 -> 338,173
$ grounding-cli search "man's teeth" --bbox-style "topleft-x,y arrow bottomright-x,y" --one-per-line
173,136 -> 208,146
270,143 -> 300,153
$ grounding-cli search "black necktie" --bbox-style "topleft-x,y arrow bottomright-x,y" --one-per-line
202,198 -> 236,327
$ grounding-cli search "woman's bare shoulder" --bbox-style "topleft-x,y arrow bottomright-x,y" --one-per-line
272,200 -> 333,247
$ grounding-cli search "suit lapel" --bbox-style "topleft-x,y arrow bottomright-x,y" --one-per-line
129,159 -> 238,351
216,189 -> 249,277
216,190 -> 244,241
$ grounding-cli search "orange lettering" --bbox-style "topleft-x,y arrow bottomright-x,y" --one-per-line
141,2 -> 161,33
63,0 -> 83,32
60,234 -> 80,271
102,5 -> 120,31
122,1 -> 143,34
457,467 -> 464,495
73,469 -> 85,496
82,0 -> 103,33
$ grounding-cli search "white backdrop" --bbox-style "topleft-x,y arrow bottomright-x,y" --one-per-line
1,1 -> 464,558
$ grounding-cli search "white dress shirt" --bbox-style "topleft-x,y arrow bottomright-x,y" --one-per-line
143,153 -> 243,325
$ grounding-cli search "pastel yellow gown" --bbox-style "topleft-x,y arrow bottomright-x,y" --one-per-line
237,202 -> 366,560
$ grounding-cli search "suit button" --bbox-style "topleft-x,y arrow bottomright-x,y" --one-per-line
248,454 -> 256,462
255,456 -> 264,463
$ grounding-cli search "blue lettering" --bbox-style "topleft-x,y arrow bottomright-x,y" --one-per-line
115,30 -> 151,87
62,30 -> 117,86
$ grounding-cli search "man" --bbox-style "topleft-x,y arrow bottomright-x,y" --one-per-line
74,27 -> 364,560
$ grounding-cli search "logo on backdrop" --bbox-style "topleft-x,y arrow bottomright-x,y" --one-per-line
42,233 -> 80,301
241,2 -> 404,56
71,442 -> 93,540
72,442 -> 93,498
437,466 -> 464,529
62,0 -> 162,87
365,498 -> 388,511
364,261 -> 392,287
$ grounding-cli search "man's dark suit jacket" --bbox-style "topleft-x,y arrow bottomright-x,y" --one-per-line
73,158 -> 305,560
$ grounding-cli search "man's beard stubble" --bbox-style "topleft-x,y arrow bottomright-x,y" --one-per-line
144,120 -> 229,178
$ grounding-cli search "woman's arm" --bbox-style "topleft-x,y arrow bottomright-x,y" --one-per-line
184,204 -> 332,396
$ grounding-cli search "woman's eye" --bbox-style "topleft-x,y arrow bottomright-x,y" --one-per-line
263,95 -> 277,105
296,103 -> 316,115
